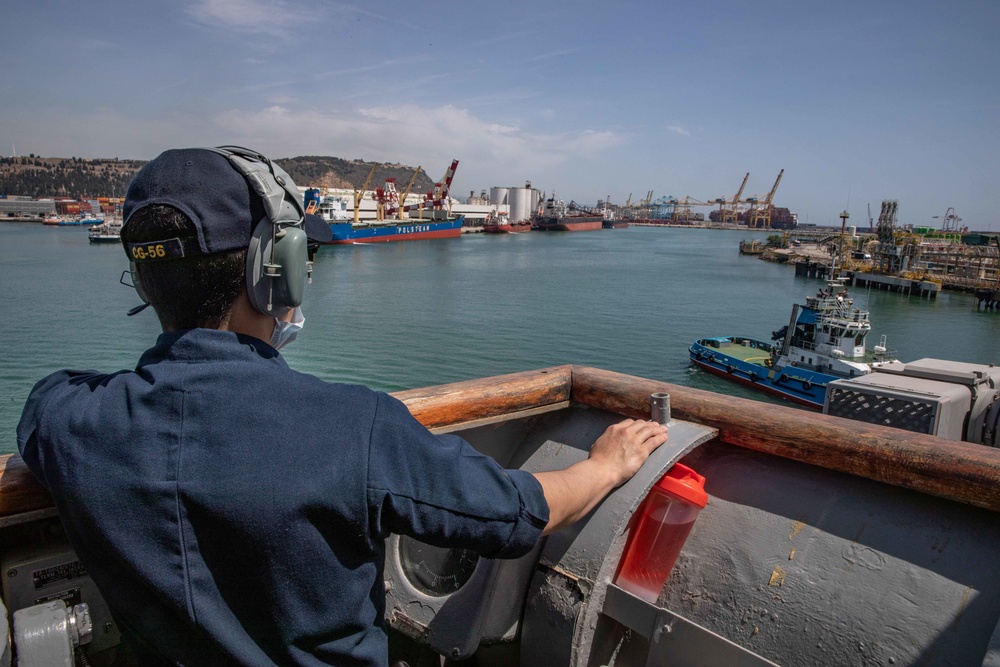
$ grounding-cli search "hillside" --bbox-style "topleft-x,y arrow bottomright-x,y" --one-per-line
0,156 -> 143,199
278,156 -> 435,195
0,155 -> 434,199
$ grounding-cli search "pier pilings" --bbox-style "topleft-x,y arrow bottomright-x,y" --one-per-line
793,262 -> 939,299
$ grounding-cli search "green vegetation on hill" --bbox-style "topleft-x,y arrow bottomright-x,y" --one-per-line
0,156 -> 142,199
0,155 -> 433,199
276,156 -> 435,195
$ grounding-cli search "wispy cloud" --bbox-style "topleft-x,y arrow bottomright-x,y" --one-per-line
211,104 -> 624,185
474,29 -> 536,49
8,101 -> 623,197
186,0 -> 420,37
186,0 -> 313,37
149,77 -> 198,95
523,48 -> 583,63
79,38 -> 120,51
219,57 -> 431,96
666,125 -> 690,136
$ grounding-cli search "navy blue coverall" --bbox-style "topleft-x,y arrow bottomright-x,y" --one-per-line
17,329 -> 549,666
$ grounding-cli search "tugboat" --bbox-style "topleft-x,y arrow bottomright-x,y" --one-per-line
483,211 -> 531,234
87,220 -> 122,243
689,277 -> 897,409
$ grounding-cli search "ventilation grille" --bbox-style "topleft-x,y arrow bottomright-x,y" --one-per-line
827,388 -> 935,434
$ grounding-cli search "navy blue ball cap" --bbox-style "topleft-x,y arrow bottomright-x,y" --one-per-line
303,212 -> 332,243
122,147 -> 331,256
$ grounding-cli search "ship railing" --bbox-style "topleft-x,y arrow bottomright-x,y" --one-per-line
817,313 -> 870,328
815,308 -> 869,322
868,348 -> 898,363
3,366 -> 999,522
790,339 -> 818,352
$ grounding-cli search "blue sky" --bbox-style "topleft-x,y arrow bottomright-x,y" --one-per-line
2,0 -> 997,229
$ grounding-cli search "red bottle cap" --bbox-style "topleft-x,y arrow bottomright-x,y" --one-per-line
653,462 -> 707,507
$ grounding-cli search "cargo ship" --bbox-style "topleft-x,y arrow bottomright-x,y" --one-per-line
534,196 -> 604,232
306,190 -> 464,244
55,216 -> 102,226
689,278 -> 897,409
483,211 -> 531,234
327,217 -> 464,244
305,160 -> 465,244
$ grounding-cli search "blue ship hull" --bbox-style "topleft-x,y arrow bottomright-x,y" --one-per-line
689,337 -> 839,409
327,216 -> 464,244
59,219 -> 102,226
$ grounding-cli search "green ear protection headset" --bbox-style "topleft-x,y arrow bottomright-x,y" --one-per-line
124,146 -> 312,318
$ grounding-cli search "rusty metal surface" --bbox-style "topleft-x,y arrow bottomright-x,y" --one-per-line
601,584 -> 779,667
659,441 -> 1000,666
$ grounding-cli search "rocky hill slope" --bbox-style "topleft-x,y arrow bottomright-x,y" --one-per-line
0,154 -> 433,200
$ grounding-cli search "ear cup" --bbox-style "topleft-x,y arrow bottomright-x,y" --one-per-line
245,218 -> 308,316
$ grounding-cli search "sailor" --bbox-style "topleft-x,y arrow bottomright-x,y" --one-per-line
17,146 -> 668,667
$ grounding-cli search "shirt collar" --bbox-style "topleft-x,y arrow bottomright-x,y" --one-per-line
137,329 -> 285,367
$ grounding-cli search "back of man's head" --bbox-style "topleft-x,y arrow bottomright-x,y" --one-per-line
120,147 -> 331,332
123,204 -> 247,331
121,148 -> 267,331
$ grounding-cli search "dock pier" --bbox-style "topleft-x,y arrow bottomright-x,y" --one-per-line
794,260 -> 831,280
976,288 -> 1000,310
851,272 -> 940,299
794,261 -> 940,299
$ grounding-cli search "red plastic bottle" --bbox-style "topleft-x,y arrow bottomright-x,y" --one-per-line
615,463 -> 707,603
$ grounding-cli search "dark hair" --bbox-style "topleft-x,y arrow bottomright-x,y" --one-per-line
123,205 -> 247,331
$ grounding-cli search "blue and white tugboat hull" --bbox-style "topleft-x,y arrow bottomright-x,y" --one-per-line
689,337 -> 836,410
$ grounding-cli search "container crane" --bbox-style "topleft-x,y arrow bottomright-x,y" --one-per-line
353,162 -> 379,223
671,196 -> 713,222
748,169 -> 784,229
373,178 -> 397,221
404,160 -> 460,220
386,166 -> 421,220
722,172 -> 750,224
641,190 -> 654,218
932,207 -> 963,233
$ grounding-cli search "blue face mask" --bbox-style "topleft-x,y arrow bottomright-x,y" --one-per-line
270,307 -> 304,350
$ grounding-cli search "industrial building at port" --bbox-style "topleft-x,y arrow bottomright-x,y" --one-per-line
2,165 -> 795,229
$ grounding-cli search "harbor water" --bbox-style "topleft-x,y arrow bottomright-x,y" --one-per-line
1,223 -> 997,455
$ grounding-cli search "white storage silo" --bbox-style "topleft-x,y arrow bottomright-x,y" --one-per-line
490,187 -> 509,206
508,187 -> 529,223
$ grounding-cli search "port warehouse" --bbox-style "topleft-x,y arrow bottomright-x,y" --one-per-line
0,166 -> 817,228
0,196 -> 119,219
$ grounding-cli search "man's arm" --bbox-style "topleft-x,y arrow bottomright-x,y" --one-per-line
533,419 -> 668,535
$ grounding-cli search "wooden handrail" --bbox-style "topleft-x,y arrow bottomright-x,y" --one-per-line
3,364 -> 999,520
392,366 -> 571,430
0,454 -> 53,520
570,366 -> 1000,513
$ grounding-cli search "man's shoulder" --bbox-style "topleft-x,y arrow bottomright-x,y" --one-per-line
29,368 -> 126,399
281,366 -> 381,399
